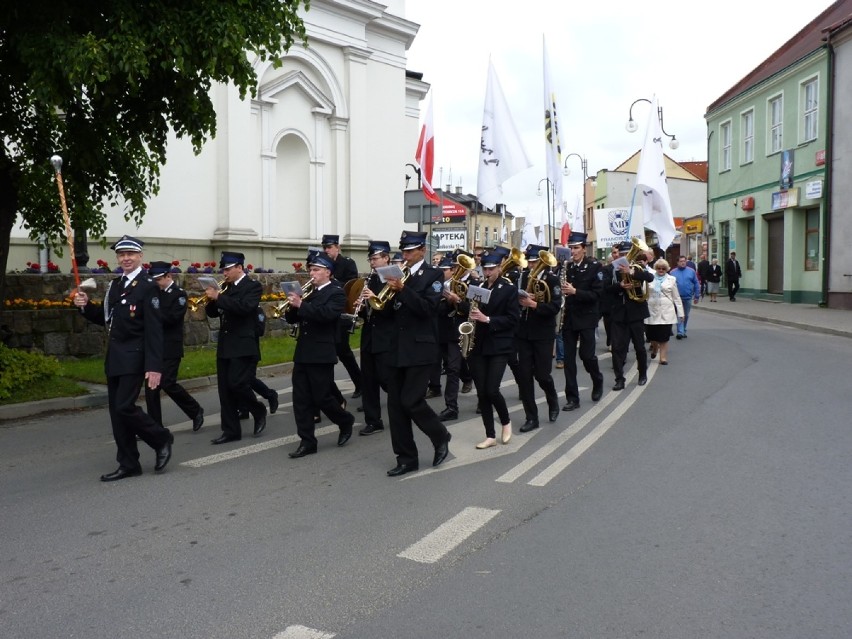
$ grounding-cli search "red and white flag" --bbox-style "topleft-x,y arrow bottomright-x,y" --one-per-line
415,93 -> 440,205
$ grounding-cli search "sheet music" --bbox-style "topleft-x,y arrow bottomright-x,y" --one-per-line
375,265 -> 405,283
466,285 -> 492,304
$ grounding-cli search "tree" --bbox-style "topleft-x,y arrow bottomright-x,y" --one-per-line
0,0 -> 310,301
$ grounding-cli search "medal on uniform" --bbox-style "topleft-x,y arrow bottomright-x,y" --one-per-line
129,304 -> 136,318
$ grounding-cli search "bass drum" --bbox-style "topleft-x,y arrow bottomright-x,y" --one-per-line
343,277 -> 367,314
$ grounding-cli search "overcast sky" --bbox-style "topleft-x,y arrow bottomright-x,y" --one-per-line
405,0 -> 836,229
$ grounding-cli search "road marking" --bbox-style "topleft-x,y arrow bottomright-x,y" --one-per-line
397,506 -> 500,564
528,363 -> 658,486
273,626 -> 335,639
180,426 -> 340,467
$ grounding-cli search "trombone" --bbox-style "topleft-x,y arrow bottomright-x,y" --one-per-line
187,280 -> 226,311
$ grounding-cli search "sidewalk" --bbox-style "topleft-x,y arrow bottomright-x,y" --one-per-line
2,299 -> 849,422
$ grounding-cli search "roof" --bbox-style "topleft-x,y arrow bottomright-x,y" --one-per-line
706,0 -> 851,114
613,151 -> 706,182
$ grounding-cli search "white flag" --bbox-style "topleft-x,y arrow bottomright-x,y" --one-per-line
477,60 -> 532,210
543,38 -> 563,236
636,95 -> 677,249
521,218 -> 538,249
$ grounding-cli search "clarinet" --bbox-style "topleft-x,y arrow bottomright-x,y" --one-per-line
557,260 -> 570,332
348,272 -> 372,334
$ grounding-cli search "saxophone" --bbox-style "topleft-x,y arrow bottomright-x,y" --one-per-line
458,298 -> 479,359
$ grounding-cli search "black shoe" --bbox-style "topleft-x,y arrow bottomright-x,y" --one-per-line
676,334 -> 683,340
253,409 -> 267,437
192,408 -> 204,432
288,444 -> 317,459
387,462 -> 419,477
476,407 -> 482,414
359,423 -> 384,436
425,388 -> 442,399
237,409 -> 249,420
562,399 -> 580,412
154,433 -> 174,471
519,419 -> 539,433
211,434 -> 241,445
613,380 -> 625,391
591,378 -> 603,402
637,374 -> 648,386
313,415 -> 321,424
338,426 -> 353,447
549,407 -> 560,422
267,393 -> 279,415
438,408 -> 458,422
351,388 -> 362,399
460,381 -> 473,394
100,467 -> 142,482
356,405 -> 364,412
433,432 -> 452,467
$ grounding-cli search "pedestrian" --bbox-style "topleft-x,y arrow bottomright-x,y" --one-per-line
283,251 -> 356,458
726,251 -> 742,301
322,235 -> 363,398
145,261 -> 204,432
645,259 -> 685,366
205,251 -> 267,444
73,235 -> 173,481
696,253 -> 711,299
466,252 -> 520,448
670,255 -> 700,339
559,232 -> 604,412
706,258 -> 723,302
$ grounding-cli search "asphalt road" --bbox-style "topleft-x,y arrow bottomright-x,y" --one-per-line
2,311 -> 851,639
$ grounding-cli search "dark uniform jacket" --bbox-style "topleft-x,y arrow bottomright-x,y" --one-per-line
331,254 -> 359,284
205,276 -> 263,360
472,277 -> 520,356
379,261 -> 442,367
360,273 -> 394,355
602,264 -> 654,323
284,281 -> 344,364
515,268 -> 562,340
562,257 -> 603,331
80,271 -> 163,377
157,282 -> 188,360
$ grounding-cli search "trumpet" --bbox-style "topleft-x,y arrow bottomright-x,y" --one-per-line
188,280 -> 226,312
368,265 -> 411,311
272,278 -> 316,319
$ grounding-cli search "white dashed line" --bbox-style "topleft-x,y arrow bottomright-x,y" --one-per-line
397,506 -> 500,563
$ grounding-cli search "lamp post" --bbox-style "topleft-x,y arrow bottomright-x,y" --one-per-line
405,163 -> 422,189
563,153 -> 592,238
625,98 -> 679,149
536,177 -> 553,247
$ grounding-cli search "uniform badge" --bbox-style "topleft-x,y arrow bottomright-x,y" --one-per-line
418,269 -> 424,276
121,299 -> 127,304
131,280 -> 138,287
151,297 -> 160,309
178,297 -> 186,306
597,272 -> 604,281
432,281 -> 442,293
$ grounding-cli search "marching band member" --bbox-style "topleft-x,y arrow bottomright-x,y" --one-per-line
205,251 -> 267,444
284,252 -> 356,458
466,252 -> 520,448
379,231 -> 452,477
515,244 -> 562,432
559,232 -> 604,411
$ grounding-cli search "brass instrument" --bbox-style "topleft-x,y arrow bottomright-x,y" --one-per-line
447,253 -> 475,300
525,250 -> 558,303
620,237 -> 651,302
498,247 -> 527,281
272,278 -> 316,319
368,265 -> 411,311
188,280 -> 226,312
458,298 -> 479,359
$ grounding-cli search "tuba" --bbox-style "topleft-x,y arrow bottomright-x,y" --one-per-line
272,278 -> 316,319
498,247 -> 528,280
447,253 -> 475,300
368,265 -> 411,311
188,280 -> 226,312
620,237 -> 651,302
525,250 -> 558,302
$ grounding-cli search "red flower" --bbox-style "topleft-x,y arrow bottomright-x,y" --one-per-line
172,260 -> 180,266
143,262 -> 151,269
246,264 -> 253,270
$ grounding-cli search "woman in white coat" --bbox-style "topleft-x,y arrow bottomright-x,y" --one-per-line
645,259 -> 685,365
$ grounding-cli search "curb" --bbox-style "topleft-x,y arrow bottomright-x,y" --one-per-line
694,305 -> 852,340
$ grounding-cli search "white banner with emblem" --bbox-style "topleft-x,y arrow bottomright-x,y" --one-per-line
593,207 -> 645,248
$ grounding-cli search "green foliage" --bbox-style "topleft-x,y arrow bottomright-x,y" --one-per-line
0,343 -> 61,401
0,1 -> 310,283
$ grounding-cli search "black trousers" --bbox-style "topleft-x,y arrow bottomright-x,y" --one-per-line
386,363 -> 448,466
292,362 -> 353,447
561,326 -> 603,402
468,353 -> 510,438
441,339 -> 463,412
360,347 -> 385,428
108,373 -> 172,472
145,357 -> 201,425
728,279 -> 740,299
516,338 -> 559,421
335,323 -> 362,391
611,319 -> 647,382
217,356 -> 265,438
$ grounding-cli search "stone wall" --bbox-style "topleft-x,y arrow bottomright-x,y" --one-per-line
1,273 -> 309,357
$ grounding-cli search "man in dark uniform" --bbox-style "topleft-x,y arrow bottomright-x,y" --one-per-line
377,231 -> 452,477
145,261 -> 204,431
515,244 -> 562,432
560,232 -> 604,411
73,235 -> 173,481
434,252 -> 472,422
604,241 -> 654,389
204,251 -> 267,444
284,252 -> 357,458
357,240 -> 392,436
322,234 -> 362,397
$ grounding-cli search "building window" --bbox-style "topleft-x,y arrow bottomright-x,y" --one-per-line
801,77 -> 818,142
741,109 -> 754,164
720,120 -> 732,171
805,208 -> 819,271
746,218 -> 755,270
768,94 -> 783,154
475,225 -> 480,243
493,227 -> 498,244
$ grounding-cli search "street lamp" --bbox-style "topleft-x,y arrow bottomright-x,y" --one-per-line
562,152 -> 589,180
405,163 -> 421,189
625,98 -> 679,150
536,177 -> 554,247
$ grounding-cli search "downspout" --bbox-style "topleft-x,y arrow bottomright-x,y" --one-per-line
820,40 -> 834,307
